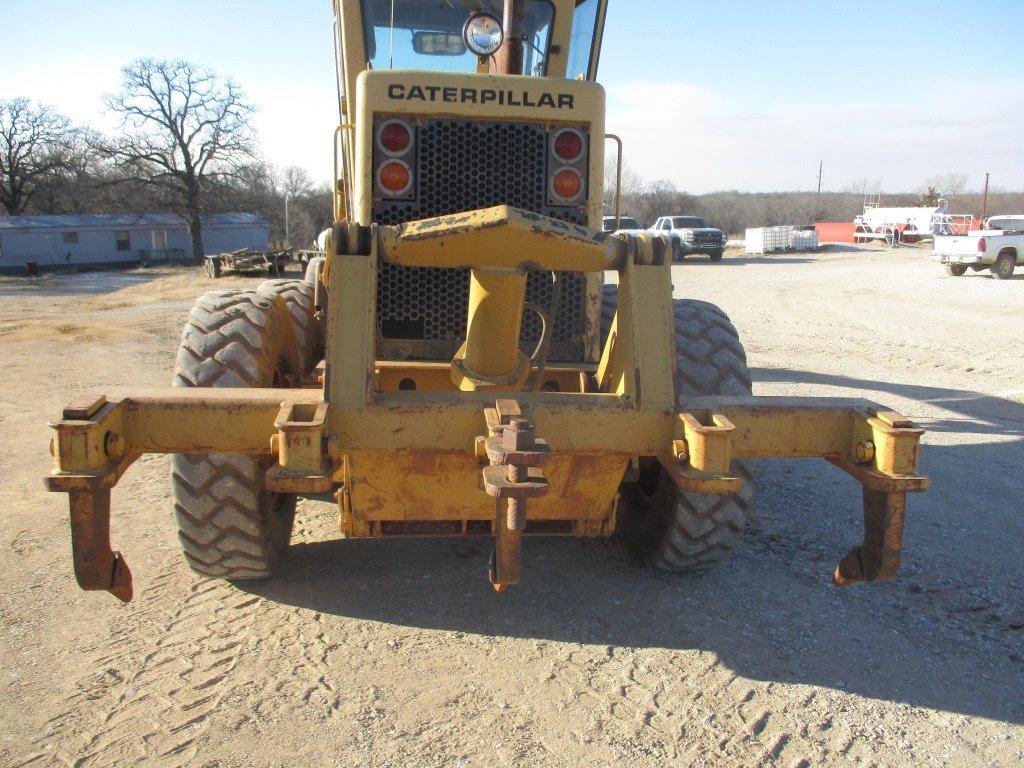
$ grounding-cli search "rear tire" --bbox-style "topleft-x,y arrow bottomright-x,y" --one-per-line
257,279 -> 318,375
304,256 -> 326,286
944,263 -> 968,277
991,253 -> 1015,280
170,290 -> 306,581
604,286 -> 754,572
600,283 -> 617,341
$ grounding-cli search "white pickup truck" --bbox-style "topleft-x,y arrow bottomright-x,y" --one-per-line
932,215 -> 1024,280
651,215 -> 728,261
602,215 -> 686,261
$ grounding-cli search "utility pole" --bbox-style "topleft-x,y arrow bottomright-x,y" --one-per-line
814,161 -> 823,222
980,171 -> 990,224
284,193 -> 291,247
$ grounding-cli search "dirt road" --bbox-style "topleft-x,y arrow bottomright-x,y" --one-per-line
1,249 -> 1021,767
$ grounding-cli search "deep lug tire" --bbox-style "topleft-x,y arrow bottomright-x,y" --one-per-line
169,290 -> 305,581
603,285 -> 754,572
304,256 -> 326,286
944,263 -> 968,277
302,257 -> 328,359
257,279 -> 318,375
991,253 -> 1015,280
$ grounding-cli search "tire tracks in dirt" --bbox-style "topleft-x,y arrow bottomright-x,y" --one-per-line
13,554 -> 327,767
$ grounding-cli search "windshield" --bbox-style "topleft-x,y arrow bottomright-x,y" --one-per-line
361,0 -> 555,75
673,216 -> 708,228
604,216 -> 641,231
567,0 -> 600,79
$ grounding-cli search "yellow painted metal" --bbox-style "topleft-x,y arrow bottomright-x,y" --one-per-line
49,397 -> 125,473
344,449 -> 623,525
353,70 -> 607,228
466,269 -> 527,376
325,237 -> 376,408
47,385 -> 928,548
374,361 -> 590,393
273,402 -> 330,475
597,258 -> 677,409
377,206 -> 625,272
677,411 -> 736,474
49,390 -> 924,476
452,267 -> 529,390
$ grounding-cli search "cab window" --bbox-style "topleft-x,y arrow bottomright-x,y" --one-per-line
361,0 -> 555,75
567,0 -> 600,79
672,216 -> 708,228
989,217 -> 1024,232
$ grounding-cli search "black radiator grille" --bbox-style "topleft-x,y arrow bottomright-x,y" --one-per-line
372,117 -> 589,362
693,231 -> 721,244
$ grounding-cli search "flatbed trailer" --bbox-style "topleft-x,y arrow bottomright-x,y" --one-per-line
204,248 -> 292,278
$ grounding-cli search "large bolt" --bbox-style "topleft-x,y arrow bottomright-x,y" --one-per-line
502,419 -> 534,531
855,441 -> 876,463
507,464 -> 527,531
104,432 -> 125,457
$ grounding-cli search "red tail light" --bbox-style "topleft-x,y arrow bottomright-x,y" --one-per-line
978,238 -> 987,253
552,128 -> 583,162
378,120 -> 412,155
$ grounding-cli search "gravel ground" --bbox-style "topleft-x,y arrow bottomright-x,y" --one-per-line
0,248 -> 1021,767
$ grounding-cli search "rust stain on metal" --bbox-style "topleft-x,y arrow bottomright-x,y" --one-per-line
834,489 -> 906,586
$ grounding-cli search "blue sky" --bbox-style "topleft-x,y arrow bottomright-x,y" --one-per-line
3,1 -> 1021,192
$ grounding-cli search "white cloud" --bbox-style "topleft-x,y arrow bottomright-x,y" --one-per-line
605,79 -> 1024,193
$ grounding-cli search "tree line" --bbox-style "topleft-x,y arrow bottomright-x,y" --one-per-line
4,58 -> 1021,254
1,59 -> 331,260
604,167 -> 1024,236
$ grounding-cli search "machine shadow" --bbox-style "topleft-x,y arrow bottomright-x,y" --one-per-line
241,369 -> 1024,726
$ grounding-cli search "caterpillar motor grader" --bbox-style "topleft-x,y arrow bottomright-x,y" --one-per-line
46,0 -> 928,602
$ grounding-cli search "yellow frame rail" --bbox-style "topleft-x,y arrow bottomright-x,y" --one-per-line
47,389 -> 927,601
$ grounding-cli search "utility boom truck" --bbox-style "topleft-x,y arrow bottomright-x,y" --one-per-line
45,0 -> 927,602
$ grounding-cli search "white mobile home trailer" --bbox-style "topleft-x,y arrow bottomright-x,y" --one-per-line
0,213 -> 269,274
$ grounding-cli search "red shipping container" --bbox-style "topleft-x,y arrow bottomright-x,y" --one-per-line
814,222 -> 857,243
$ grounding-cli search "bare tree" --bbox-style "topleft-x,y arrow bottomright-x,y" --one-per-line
602,159 -> 645,215
102,59 -> 255,261
0,98 -> 77,215
33,128 -> 106,214
281,165 -> 313,200
923,172 -> 970,203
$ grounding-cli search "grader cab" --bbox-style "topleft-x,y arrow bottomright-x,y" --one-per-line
46,0 -> 927,602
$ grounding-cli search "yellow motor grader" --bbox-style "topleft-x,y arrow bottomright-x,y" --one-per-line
46,0 -> 927,602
